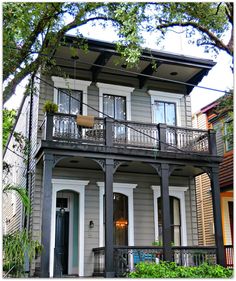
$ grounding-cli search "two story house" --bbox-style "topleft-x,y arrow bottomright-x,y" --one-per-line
193,96 -> 233,268
3,37 -> 226,278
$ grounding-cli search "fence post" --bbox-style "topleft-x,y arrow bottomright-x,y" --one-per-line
105,117 -> 113,146
158,123 -> 167,151
45,113 -> 54,141
208,129 -> 217,155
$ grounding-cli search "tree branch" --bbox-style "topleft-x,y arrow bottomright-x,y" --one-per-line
156,21 -> 233,56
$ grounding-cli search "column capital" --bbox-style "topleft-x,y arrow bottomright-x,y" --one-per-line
43,153 -> 54,162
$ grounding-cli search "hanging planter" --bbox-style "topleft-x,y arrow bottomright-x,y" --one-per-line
43,100 -> 58,114
76,115 -> 94,128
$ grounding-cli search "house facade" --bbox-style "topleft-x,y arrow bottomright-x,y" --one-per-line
193,97 -> 233,267
3,37 -> 226,277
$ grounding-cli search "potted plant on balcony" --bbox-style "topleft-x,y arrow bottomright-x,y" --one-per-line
43,100 -> 58,114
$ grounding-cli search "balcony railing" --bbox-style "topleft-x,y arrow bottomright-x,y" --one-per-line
40,113 -> 216,154
93,246 -> 217,277
225,245 -> 234,269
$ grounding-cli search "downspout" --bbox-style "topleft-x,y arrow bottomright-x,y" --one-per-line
24,73 -> 35,231
24,73 -> 35,275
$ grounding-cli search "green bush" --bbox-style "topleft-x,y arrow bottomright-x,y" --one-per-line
128,261 -> 233,278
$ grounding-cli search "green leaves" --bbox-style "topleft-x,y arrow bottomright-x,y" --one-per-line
3,229 -> 42,277
128,261 -> 233,278
3,109 -> 16,148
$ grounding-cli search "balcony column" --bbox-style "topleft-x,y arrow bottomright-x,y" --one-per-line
40,153 -> 54,277
160,163 -> 172,261
104,158 -> 115,277
158,123 -> 167,151
210,166 -> 226,267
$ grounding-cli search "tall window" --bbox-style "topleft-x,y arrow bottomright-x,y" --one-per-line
224,120 -> 233,152
154,101 -> 176,126
158,196 -> 181,246
58,88 -> 82,114
103,94 -> 126,120
113,193 -> 128,246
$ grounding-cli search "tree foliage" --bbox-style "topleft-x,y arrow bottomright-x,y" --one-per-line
3,2 -> 233,103
3,108 -> 16,147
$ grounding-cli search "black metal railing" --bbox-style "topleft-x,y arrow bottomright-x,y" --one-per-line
40,113 -> 215,154
93,246 -> 218,277
224,245 -> 233,269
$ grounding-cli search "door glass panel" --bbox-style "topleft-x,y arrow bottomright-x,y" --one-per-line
157,196 -> 181,246
58,89 -> 70,114
113,193 -> 128,246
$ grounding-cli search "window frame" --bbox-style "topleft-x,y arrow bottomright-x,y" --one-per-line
224,120 -> 233,152
148,90 -> 183,126
154,100 -> 177,126
97,82 -> 134,121
52,76 -> 91,116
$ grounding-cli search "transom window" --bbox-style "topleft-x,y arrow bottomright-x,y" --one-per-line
58,88 -> 82,115
154,101 -> 176,126
103,94 -> 126,120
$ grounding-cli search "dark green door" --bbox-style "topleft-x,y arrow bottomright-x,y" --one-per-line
55,211 -> 69,275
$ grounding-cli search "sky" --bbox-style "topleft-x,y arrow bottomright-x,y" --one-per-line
4,13 -> 233,115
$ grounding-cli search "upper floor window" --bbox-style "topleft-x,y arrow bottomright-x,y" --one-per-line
224,120 -> 233,152
103,94 -> 126,120
153,101 -> 176,126
57,88 -> 82,115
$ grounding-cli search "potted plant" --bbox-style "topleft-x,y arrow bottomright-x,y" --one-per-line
43,100 -> 58,114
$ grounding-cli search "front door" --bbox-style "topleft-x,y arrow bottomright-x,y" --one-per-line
55,211 -> 69,275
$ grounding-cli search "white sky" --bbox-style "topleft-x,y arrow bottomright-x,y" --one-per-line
4,15 -> 233,115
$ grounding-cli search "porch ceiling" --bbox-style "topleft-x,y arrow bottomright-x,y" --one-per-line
52,36 -> 215,91
55,156 -> 204,177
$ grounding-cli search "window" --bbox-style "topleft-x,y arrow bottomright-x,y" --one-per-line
157,196 -> 181,246
58,88 -> 82,115
103,94 -> 126,120
224,120 -> 233,152
153,101 -> 176,126
103,94 -> 126,140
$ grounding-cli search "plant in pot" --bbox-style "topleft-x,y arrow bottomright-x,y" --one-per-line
43,100 -> 58,114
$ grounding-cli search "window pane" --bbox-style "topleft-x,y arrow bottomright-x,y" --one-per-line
154,102 -> 165,124
224,121 -> 233,151
70,90 -> 82,115
103,94 -> 114,118
165,103 -> 176,125
58,89 -> 70,113
115,96 -> 126,120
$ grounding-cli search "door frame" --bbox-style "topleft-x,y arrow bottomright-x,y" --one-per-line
55,192 -> 72,275
50,179 -> 89,277
97,182 -> 137,247
151,186 -> 188,246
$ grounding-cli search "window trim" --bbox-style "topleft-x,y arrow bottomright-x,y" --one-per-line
97,82 -> 134,121
52,76 -> 91,115
97,182 -> 137,247
148,90 -> 183,126
151,186 -> 188,246
224,120 -> 233,152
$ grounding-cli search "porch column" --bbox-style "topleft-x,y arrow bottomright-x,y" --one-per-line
40,153 -> 54,277
210,167 -> 226,267
104,158 -> 115,277
160,163 -> 172,261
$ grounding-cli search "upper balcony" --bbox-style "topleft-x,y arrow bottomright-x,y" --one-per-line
39,113 -> 217,161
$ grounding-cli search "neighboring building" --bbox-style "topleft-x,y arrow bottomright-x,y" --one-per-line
3,37 -> 226,277
193,96 -> 233,267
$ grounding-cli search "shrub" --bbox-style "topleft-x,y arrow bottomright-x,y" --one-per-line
128,261 -> 233,278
